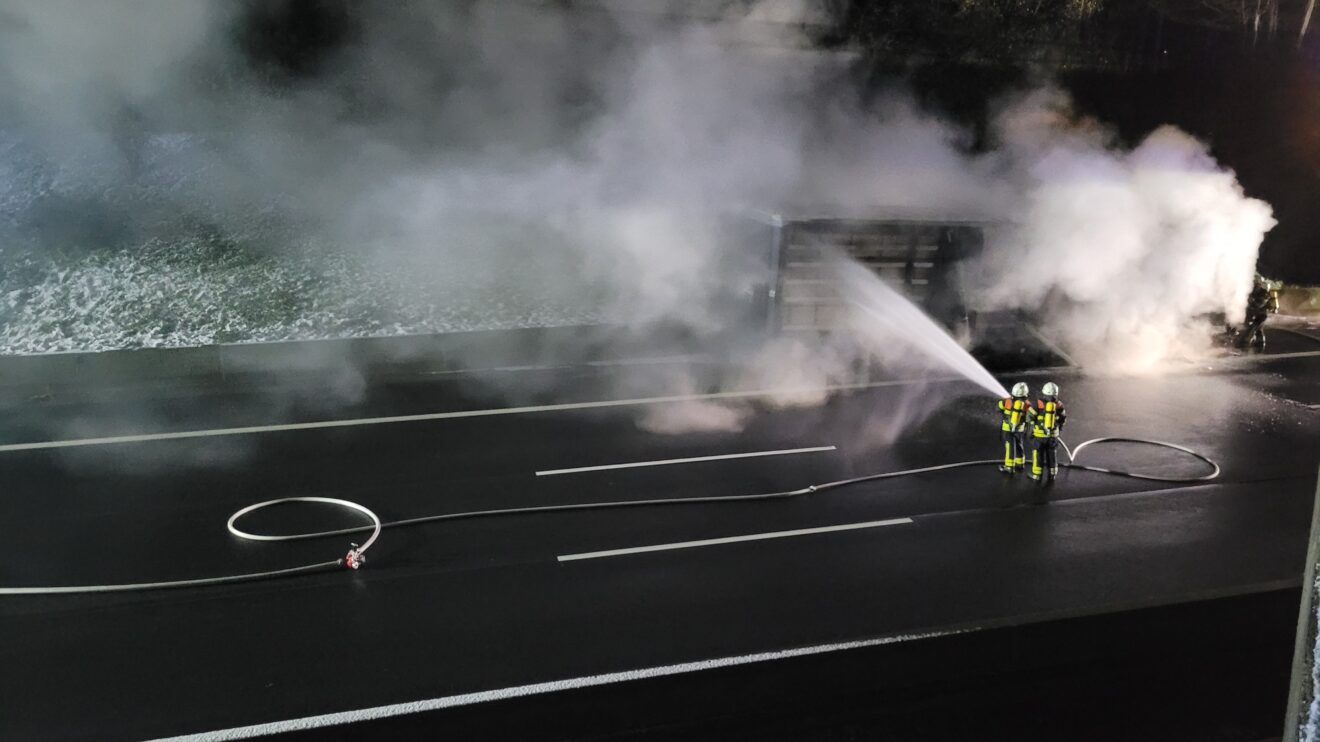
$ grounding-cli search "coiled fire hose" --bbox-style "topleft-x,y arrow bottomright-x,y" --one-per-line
0,437 -> 1218,595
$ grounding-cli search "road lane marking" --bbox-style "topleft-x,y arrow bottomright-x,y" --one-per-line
150,628 -> 963,742
0,378 -> 965,453
14,345 -> 1316,454
557,517 -> 914,562
536,446 -> 837,477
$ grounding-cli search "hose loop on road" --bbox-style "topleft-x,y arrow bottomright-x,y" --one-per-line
1061,437 -> 1220,483
1,437 -> 1218,596
227,497 -> 383,550
227,497 -> 382,570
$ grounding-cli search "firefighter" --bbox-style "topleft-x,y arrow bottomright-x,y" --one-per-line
1029,382 -> 1067,483
997,382 -> 1031,474
1239,275 -> 1279,350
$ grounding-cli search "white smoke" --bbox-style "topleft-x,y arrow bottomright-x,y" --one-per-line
0,1 -> 1277,421
975,88 -> 1276,372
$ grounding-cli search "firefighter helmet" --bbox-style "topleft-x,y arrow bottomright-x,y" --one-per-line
1042,382 -> 1059,399
1011,382 -> 1029,398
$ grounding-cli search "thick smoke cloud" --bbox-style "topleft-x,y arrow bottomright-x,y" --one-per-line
975,87 -> 1276,372
0,0 -> 1275,400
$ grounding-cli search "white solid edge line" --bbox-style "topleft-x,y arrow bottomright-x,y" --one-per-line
9,350 -> 1320,454
148,627 -> 965,742
536,446 -> 837,476
1221,348 -> 1320,363
0,378 -> 964,453
557,517 -> 915,562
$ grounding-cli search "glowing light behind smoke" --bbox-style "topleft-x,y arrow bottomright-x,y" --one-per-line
975,89 -> 1276,372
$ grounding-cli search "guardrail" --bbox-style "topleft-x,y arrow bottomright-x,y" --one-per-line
1280,287 -> 1320,317
1284,467 -> 1320,742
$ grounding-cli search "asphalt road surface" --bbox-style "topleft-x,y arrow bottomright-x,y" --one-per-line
2,330 -> 1319,740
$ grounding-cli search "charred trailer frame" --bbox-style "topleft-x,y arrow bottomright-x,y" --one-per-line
724,212 -> 987,340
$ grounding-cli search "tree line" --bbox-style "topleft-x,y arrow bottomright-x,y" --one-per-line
810,0 -> 1319,68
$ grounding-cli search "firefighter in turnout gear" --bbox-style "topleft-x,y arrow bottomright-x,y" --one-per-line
1029,382 -> 1067,483
1238,275 -> 1279,350
997,382 -> 1031,474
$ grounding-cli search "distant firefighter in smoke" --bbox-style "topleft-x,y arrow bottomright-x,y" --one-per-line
1236,275 -> 1280,351
1028,382 -> 1067,484
998,382 -> 1031,474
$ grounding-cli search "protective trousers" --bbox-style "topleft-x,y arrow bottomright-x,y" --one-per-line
1245,315 -> 1267,348
1032,436 -> 1059,479
1002,428 -> 1025,471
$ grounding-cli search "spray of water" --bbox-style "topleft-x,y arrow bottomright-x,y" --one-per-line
833,255 -> 1010,399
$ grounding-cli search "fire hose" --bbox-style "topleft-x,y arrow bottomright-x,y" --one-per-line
0,437 -> 1218,596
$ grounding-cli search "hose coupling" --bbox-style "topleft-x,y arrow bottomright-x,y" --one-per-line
343,544 -> 366,570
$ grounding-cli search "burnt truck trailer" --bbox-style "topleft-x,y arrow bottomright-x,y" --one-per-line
726,210 -> 988,339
